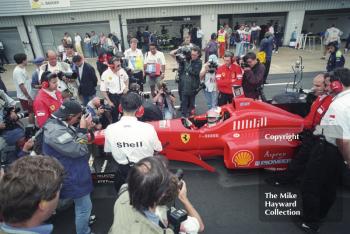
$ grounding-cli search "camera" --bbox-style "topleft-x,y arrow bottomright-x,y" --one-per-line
129,84 -> 150,99
175,47 -> 191,63
57,71 -> 78,80
99,99 -> 112,111
167,207 -> 188,234
161,83 -> 172,96
208,60 -> 218,74
195,82 -> 206,95
82,107 -> 101,125
2,107 -> 29,131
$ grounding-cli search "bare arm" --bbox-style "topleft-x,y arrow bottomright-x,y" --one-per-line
19,84 -> 32,103
336,139 -> 350,165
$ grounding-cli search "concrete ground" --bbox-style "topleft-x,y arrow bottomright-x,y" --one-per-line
1,46 -> 350,93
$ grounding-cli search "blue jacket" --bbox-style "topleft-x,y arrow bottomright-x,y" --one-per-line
42,118 -> 93,199
260,36 -> 274,61
327,49 -> 345,72
73,62 -> 98,97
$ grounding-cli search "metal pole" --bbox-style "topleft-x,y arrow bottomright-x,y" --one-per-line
118,14 -> 125,52
21,16 -> 36,58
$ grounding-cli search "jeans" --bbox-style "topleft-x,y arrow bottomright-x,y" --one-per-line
84,44 -> 92,58
235,42 -> 243,57
203,90 -> 218,110
81,95 -> 95,106
74,194 -> 92,234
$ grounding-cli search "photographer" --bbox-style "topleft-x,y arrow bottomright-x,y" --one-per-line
216,51 -> 243,106
33,71 -> 63,128
109,156 -> 204,234
129,83 -> 163,122
178,46 -> 202,117
200,54 -> 219,110
153,81 -> 176,120
241,52 -> 265,100
0,89 -> 25,151
86,96 -> 112,129
0,155 -> 64,234
42,99 -> 94,234
39,50 -> 76,100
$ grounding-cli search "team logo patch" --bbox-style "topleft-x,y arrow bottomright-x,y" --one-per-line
232,150 -> 254,167
49,105 -> 56,111
181,133 -> 191,144
108,76 -> 113,81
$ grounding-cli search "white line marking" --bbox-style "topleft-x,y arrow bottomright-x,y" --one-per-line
263,82 -> 290,86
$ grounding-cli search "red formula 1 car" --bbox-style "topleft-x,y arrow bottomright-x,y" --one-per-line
93,98 -> 309,172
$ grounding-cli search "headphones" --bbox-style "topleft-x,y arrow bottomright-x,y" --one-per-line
118,93 -> 144,118
41,71 -> 57,89
328,72 -> 344,93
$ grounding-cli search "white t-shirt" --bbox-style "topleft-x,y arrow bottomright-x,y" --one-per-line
124,48 -> 144,71
197,29 -> 204,39
314,89 -> 350,146
100,68 -> 128,94
104,116 -> 162,164
144,51 -> 166,74
75,35 -> 82,44
204,72 -> 217,92
13,66 -> 32,100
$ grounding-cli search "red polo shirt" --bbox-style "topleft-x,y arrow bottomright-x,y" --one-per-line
304,94 -> 333,130
216,64 -> 243,94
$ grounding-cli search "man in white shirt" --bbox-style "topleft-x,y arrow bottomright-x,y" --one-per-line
39,50 -> 73,99
104,92 -> 162,191
196,27 -> 204,50
100,56 -> 129,122
299,67 -> 350,233
322,24 -> 343,59
124,38 -> 145,90
12,53 -> 35,124
144,43 -> 166,97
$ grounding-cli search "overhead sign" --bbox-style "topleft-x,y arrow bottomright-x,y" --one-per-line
30,0 -> 70,9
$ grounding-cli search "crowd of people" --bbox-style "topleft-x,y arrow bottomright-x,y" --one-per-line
0,19 -> 348,234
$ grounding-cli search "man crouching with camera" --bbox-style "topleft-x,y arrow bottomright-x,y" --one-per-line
109,156 -> 204,234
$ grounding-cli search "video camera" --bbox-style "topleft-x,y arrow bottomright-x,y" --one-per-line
175,47 -> 191,63
208,60 -> 218,74
129,84 -> 150,99
57,71 -> 78,80
2,107 -> 28,131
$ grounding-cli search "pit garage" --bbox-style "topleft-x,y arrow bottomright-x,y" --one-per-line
302,8 -> 350,40
127,16 -> 200,50
0,27 -> 25,63
37,22 -> 110,54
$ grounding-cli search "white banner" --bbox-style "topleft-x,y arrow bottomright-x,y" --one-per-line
30,0 -> 70,9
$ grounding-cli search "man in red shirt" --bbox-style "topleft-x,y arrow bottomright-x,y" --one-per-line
216,51 -> 243,106
267,73 -> 342,186
33,71 -> 63,127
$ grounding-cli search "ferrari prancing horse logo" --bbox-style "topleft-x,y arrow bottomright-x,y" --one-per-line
181,133 -> 191,144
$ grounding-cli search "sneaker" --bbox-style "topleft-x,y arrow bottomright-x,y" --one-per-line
89,214 -> 97,226
275,51 -> 279,54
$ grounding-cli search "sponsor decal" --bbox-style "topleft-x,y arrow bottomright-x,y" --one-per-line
49,105 -> 56,111
232,150 -> 254,167
329,114 -> 336,119
255,159 -> 291,166
159,120 -> 170,128
264,151 -> 288,159
233,133 -> 240,138
233,117 -> 267,130
181,133 -> 191,144
37,112 -> 45,117
200,134 -> 219,139
239,102 -> 250,107
264,133 -> 299,142
108,76 -> 113,81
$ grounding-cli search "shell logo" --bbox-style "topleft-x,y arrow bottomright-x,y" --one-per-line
232,150 -> 254,167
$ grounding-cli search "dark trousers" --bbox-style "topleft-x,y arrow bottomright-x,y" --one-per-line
92,44 -> 99,57
108,93 -> 122,123
218,92 -> 233,106
277,133 -> 315,184
181,94 -> 195,117
114,163 -> 132,192
301,140 -> 344,224
263,60 -> 271,84
0,53 -> 9,65
129,71 -> 144,91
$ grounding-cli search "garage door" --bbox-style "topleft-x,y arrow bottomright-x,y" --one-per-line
0,28 -> 25,63
37,22 -> 110,53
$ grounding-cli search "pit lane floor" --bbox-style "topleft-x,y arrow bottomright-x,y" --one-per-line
48,72 -> 349,234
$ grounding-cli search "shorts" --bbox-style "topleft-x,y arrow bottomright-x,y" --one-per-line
147,75 -> 161,87
19,99 -> 33,113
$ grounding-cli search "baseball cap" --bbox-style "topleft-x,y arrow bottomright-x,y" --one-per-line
33,56 -> 45,65
53,99 -> 82,119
